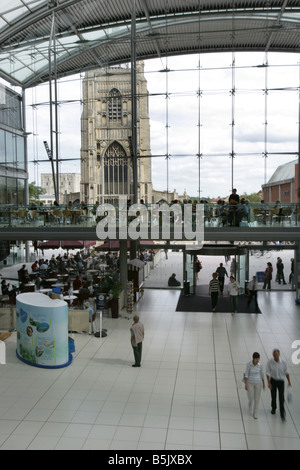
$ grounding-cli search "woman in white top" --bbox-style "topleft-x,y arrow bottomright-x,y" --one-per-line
244,352 -> 265,419
227,275 -> 240,314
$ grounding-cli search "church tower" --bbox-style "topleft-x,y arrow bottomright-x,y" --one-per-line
80,62 -> 152,205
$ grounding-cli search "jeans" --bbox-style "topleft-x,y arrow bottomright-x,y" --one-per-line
230,295 -> 238,313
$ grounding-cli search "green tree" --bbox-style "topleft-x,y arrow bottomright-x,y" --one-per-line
29,182 -> 46,202
241,192 -> 261,203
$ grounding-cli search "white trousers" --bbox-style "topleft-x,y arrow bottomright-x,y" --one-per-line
247,382 -> 262,415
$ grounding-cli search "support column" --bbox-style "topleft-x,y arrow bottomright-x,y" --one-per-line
120,240 -> 128,308
130,0 -> 138,260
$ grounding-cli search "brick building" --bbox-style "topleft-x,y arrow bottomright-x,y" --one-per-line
262,160 -> 299,203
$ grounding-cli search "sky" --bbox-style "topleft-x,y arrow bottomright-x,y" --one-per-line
25,51 -> 300,200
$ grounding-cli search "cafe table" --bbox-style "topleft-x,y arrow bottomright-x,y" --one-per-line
63,295 -> 77,306
39,288 -> 52,294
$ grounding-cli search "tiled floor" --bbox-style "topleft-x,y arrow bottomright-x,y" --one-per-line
0,283 -> 300,450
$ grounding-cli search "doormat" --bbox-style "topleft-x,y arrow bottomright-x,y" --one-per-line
176,285 -> 261,314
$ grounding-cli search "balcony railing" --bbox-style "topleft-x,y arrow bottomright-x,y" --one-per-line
0,201 -> 299,230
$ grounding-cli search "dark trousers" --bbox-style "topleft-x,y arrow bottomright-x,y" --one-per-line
247,290 -> 259,311
270,378 -> 285,418
263,278 -> 271,290
219,277 -> 225,293
211,292 -> 218,310
132,342 -> 142,366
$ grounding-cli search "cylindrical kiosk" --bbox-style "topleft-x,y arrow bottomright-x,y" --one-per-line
16,293 -> 72,369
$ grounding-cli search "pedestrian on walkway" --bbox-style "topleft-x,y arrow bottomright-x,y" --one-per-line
266,349 -> 291,421
263,262 -> 273,290
247,275 -> 259,312
209,272 -> 221,312
276,257 -> 286,285
244,352 -> 265,419
216,262 -> 228,294
130,315 -> 144,367
289,258 -> 295,288
227,275 -> 240,314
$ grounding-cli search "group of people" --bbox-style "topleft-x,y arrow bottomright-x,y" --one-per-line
209,263 -> 259,314
244,349 -> 291,421
209,269 -> 241,314
263,257 -> 294,290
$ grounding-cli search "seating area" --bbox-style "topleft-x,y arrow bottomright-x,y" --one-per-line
0,202 -> 298,230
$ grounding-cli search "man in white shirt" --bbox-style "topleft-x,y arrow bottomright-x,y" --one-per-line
266,349 -> 291,421
247,275 -> 259,313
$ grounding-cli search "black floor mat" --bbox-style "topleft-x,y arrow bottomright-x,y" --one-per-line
176,285 -> 261,313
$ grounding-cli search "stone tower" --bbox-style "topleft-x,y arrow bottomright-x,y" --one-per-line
80,62 -> 152,205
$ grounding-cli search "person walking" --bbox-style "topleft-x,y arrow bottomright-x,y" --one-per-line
209,272 -> 221,312
244,352 -> 265,419
263,262 -> 273,290
276,257 -> 286,285
289,258 -> 295,289
130,315 -> 144,367
195,257 -> 202,280
216,262 -> 228,295
266,349 -> 291,421
247,275 -> 259,313
227,275 -> 240,315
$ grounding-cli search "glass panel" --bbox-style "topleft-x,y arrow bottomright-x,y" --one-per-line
185,252 -> 195,295
16,135 -> 25,169
0,176 -> 6,204
3,6 -> 28,22
0,129 -> 5,164
5,131 -> 16,168
239,254 -> 246,294
17,178 -> 25,204
6,177 -> 17,204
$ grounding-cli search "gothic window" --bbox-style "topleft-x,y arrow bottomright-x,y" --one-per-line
104,141 -> 130,196
108,88 -> 122,122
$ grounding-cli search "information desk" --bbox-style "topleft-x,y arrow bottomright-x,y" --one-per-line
16,293 -> 72,369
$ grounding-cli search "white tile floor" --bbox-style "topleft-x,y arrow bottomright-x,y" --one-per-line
0,285 -> 300,450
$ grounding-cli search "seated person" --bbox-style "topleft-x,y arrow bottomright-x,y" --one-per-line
73,276 -> 82,290
168,273 -> 181,287
31,261 -> 39,272
79,282 -> 90,296
18,265 -> 29,283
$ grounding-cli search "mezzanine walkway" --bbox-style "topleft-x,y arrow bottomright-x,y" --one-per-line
0,202 -> 299,243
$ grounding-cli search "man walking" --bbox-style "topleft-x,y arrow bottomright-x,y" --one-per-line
130,315 -> 144,367
209,272 -> 221,312
247,275 -> 259,313
216,262 -> 228,295
266,349 -> 291,421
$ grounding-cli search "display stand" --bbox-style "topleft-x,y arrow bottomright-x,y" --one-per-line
16,293 -> 72,369
127,281 -> 134,314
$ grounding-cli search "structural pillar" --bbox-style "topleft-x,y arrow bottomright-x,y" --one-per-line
120,240 -> 128,308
